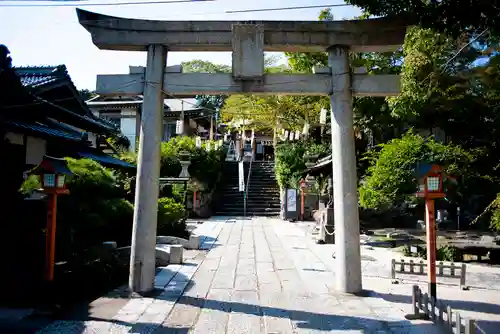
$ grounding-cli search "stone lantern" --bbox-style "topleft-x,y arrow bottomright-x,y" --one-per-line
178,151 -> 191,178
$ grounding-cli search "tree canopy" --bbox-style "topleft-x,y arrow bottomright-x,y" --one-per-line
346,0 -> 500,38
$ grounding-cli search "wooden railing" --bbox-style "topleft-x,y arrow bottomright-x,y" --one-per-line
392,259 -> 468,290
411,285 -> 487,334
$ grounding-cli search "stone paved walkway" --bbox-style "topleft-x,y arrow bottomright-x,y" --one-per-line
38,218 -> 445,333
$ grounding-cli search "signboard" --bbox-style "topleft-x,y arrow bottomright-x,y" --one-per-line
287,189 -> 297,212
238,160 -> 245,192
295,130 -> 301,140
320,108 -> 328,125
175,120 -> 184,135
195,136 -> 202,148
206,142 -> 211,152
289,132 -> 295,141
214,143 -> 219,150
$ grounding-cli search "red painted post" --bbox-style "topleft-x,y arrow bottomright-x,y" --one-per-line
425,198 -> 437,300
300,189 -> 304,220
193,191 -> 197,211
45,193 -> 58,281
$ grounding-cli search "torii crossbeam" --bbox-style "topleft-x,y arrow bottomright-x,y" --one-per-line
77,8 -> 408,295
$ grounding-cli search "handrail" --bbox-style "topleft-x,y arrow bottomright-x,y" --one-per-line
244,154 -> 254,217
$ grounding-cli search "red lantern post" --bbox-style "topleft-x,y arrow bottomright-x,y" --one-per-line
299,179 -> 306,220
416,164 -> 446,300
29,156 -> 72,281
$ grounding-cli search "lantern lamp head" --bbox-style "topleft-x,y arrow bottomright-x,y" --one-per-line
30,156 -> 72,192
414,162 -> 445,198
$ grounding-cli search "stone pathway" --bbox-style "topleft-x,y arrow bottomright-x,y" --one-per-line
38,218 -> 446,333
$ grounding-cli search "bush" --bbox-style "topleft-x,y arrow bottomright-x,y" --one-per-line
121,136 -> 225,194
488,193 -> 500,233
402,244 -> 462,262
157,197 -> 189,238
359,131 -> 475,210
275,141 -> 329,190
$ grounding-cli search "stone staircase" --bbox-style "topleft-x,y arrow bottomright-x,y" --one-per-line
214,161 -> 280,216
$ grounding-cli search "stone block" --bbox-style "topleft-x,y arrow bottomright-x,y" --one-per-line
169,245 -> 183,264
232,24 -> 264,79
155,245 -> 171,266
157,235 -> 189,247
188,235 -> 201,249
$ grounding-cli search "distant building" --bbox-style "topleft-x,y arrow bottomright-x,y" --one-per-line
86,66 -> 215,151
87,95 -> 215,150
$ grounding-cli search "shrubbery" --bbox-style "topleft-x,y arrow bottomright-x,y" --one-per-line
157,197 -> 189,238
402,244 -> 462,262
275,140 -> 329,190
359,131 -> 475,210
122,136 -> 225,197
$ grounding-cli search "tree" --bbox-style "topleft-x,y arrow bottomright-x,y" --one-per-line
79,89 -> 96,101
180,60 -> 231,112
359,131 -> 475,210
345,0 -> 500,38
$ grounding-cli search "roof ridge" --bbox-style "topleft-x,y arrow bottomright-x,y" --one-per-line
14,65 -> 61,70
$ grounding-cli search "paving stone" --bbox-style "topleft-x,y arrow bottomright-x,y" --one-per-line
234,274 -> 258,291
37,218 -> 454,334
227,290 -> 263,334
191,289 -> 232,334
260,292 -> 294,334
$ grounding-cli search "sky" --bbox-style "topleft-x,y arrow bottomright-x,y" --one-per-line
0,0 -> 361,90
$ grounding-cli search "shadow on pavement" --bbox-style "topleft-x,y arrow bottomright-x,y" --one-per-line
1,265 -> 194,334
174,295 -> 440,332
377,291 -> 500,332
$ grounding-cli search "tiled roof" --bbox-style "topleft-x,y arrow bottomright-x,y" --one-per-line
1,119 -> 84,141
77,150 -> 136,169
12,65 -> 120,135
14,65 -> 68,88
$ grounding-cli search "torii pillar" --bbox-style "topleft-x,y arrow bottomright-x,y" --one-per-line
130,45 -> 166,293
76,8 -> 407,294
328,46 -> 362,292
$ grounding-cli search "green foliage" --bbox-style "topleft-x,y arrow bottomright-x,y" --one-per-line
345,0 -> 500,38
275,141 -> 330,190
359,131 -> 475,210
402,244 -> 462,262
78,89 -> 97,101
20,174 -> 41,195
275,142 -> 306,190
157,197 -> 189,238
488,194 -> 500,233
38,159 -> 136,256
121,136 -> 225,193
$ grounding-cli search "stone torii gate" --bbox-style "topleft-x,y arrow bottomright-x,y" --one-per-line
77,8 -> 407,295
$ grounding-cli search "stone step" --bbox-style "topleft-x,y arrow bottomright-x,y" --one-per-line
220,197 -> 281,202
221,188 -> 279,192
218,202 -> 281,207
214,210 -> 280,216
219,196 -> 280,201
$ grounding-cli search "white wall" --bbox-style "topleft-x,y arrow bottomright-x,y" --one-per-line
4,132 -> 23,145
25,136 -> 46,165
121,110 -> 137,151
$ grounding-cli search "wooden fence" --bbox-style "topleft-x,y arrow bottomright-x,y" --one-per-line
392,259 -> 468,290
411,285 -> 487,334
